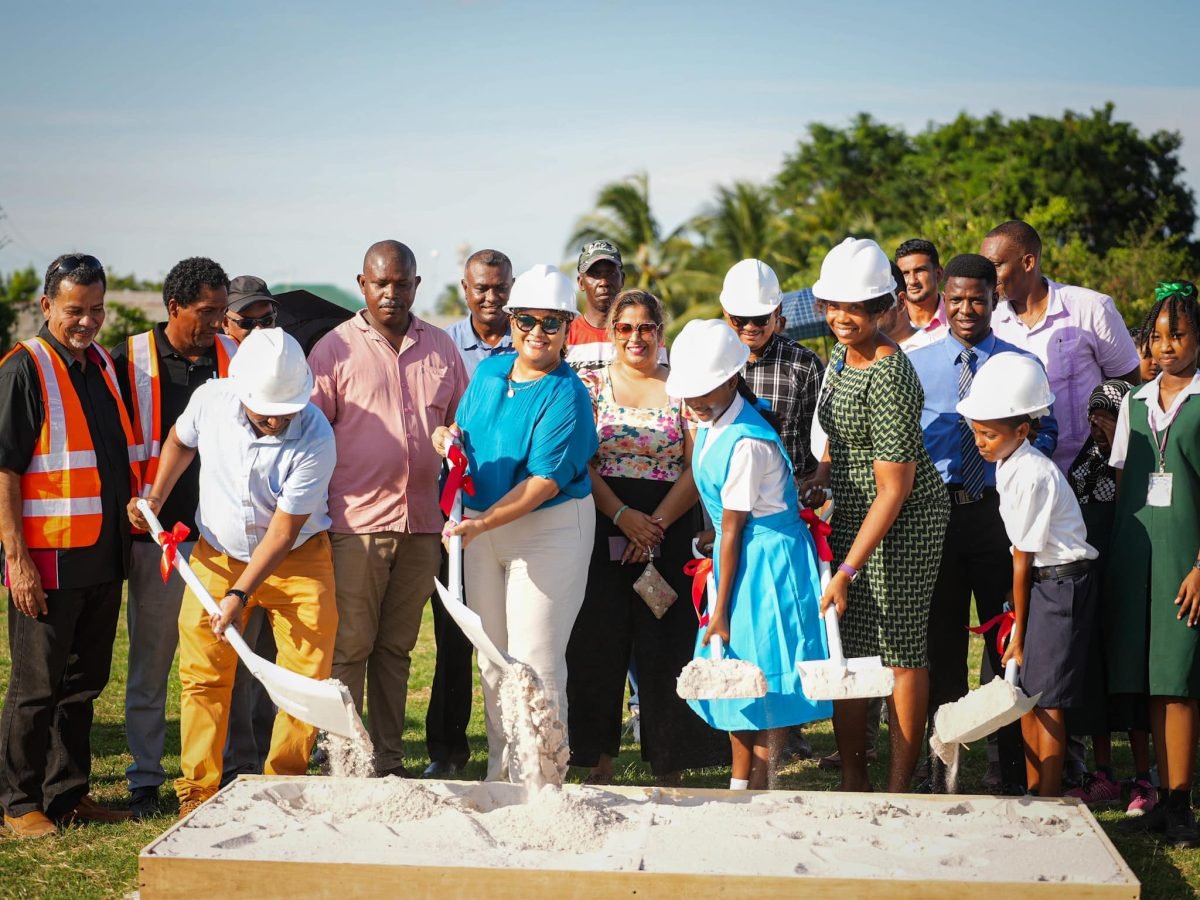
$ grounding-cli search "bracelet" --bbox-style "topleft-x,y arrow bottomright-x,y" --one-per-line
836,562 -> 859,583
225,589 -> 250,606
1193,560 -> 1200,571
612,504 -> 630,525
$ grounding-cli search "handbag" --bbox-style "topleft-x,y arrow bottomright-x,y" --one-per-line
633,561 -> 677,619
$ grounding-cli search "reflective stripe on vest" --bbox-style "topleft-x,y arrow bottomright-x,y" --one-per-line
127,330 -> 236,497
19,337 -> 142,549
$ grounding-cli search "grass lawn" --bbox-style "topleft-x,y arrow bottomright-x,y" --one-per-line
1,593 -> 1199,898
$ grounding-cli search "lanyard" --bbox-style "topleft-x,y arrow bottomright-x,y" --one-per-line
1150,420 -> 1172,473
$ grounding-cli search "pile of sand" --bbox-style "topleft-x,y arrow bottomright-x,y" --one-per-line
676,657 -> 766,700
498,662 -> 569,790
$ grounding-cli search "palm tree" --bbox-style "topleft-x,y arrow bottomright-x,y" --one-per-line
691,181 -> 803,277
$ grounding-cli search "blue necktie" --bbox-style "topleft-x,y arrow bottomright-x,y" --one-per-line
957,347 -> 986,500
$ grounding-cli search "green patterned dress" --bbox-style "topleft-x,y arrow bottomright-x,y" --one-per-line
818,343 -> 950,668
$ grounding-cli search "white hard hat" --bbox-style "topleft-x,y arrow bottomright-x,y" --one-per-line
719,258 -> 782,316
812,237 -> 897,303
503,264 -> 577,314
663,319 -> 750,398
956,353 -> 1055,421
229,327 -> 313,416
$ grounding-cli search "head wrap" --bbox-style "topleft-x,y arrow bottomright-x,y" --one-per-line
1087,379 -> 1131,417
1070,379 -> 1131,506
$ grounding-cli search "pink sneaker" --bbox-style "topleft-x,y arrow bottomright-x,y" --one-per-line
1065,770 -> 1120,806
1125,779 -> 1158,817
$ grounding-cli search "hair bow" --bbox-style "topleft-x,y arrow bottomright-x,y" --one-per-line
1155,281 -> 1197,302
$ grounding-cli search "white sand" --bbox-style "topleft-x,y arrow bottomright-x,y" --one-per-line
797,661 -> 895,701
498,662 -> 569,789
147,778 -> 1130,885
675,658 -> 766,700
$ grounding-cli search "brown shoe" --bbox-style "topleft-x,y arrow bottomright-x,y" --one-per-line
178,798 -> 206,820
59,794 -> 132,826
4,810 -> 57,838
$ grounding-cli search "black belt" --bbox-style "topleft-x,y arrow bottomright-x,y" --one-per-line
1032,560 -> 1092,582
944,484 -> 996,506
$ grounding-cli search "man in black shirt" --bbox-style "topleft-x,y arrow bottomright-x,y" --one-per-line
0,254 -> 137,837
110,257 -> 232,819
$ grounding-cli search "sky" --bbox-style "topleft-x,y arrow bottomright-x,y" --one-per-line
2,0 -> 1198,312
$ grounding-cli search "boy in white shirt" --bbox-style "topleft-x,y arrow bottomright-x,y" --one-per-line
957,353 -> 1098,797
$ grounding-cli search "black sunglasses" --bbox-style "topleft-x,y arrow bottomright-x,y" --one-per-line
226,310 -> 278,330
511,313 -> 567,335
729,313 -> 772,328
613,322 -> 659,339
52,254 -> 103,275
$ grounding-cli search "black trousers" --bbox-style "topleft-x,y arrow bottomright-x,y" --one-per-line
0,581 -> 123,818
425,551 -> 474,765
926,491 -> 1026,789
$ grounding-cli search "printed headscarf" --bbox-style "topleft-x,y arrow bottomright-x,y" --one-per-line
1069,380 -> 1132,505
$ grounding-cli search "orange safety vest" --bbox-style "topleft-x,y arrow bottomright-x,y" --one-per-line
9,337 -> 142,549
126,330 -> 236,495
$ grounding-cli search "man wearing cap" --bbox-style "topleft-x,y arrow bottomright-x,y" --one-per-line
128,328 -> 337,818
720,259 -> 825,482
222,276 -> 279,343
0,254 -> 140,837
908,253 -> 1058,794
309,240 -> 468,777
110,256 -> 236,819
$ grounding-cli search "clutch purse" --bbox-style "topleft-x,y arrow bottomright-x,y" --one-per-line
633,561 -> 677,619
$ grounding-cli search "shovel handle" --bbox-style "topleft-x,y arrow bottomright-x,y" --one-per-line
1004,658 -> 1019,685
822,605 -> 845,666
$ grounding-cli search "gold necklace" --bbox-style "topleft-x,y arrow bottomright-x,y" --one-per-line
506,366 -> 548,398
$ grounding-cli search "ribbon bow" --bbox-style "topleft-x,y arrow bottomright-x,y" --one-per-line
1155,281 -> 1197,302
682,558 -> 712,626
799,508 -> 833,562
967,610 -> 1015,656
157,521 -> 191,583
439,443 -> 476,517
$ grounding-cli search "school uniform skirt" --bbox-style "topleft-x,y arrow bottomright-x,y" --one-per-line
1020,566 -> 1097,709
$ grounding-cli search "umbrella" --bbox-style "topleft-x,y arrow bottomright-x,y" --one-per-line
273,289 -> 357,356
780,288 -> 831,342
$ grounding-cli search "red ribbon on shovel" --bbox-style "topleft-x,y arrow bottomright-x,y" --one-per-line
682,558 -> 712,627
968,610 -> 1015,656
440,444 -> 476,517
799,508 -> 833,562
157,521 -> 191,583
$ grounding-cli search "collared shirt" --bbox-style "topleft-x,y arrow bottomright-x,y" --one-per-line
309,311 -> 468,534
111,323 -> 221,541
909,333 -> 1059,487
0,326 -> 132,588
992,279 -> 1140,472
694,393 -> 788,516
1109,372 -> 1200,469
566,316 -> 668,371
742,333 -> 824,479
996,439 -> 1097,567
175,379 -> 334,562
444,315 -> 514,379
903,296 -> 949,351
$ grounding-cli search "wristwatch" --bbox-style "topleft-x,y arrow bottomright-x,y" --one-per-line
225,589 -> 250,606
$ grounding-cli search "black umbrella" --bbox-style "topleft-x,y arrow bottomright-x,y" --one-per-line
273,289 -> 357,356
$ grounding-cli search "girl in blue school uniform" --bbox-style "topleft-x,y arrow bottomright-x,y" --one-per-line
665,320 -> 830,790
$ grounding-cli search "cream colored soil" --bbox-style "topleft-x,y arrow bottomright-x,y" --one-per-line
147,779 -> 1129,885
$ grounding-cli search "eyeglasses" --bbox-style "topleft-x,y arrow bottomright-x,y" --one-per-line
511,313 -> 567,335
613,322 -> 659,339
729,313 -> 772,328
226,310 -> 278,330
52,254 -> 103,276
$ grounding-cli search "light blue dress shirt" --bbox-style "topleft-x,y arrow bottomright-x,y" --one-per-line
907,332 -> 1058,488
444,316 -> 515,379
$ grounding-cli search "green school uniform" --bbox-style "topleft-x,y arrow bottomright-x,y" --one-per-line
1103,385 -> 1200,698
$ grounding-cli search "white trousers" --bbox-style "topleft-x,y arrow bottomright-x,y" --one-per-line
463,496 -> 594,781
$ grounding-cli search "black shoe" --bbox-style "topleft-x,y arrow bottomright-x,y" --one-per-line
380,764 -> 414,779
128,786 -> 160,821
1166,804 -> 1200,848
783,729 -> 814,761
422,760 -> 465,778
1000,783 -> 1030,797
1120,801 -> 1168,834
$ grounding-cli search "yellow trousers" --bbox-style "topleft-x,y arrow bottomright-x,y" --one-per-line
175,533 -> 337,803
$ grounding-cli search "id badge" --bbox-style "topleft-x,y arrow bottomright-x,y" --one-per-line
1147,471 -> 1173,507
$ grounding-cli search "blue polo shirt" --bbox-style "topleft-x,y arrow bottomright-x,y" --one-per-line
444,315 -> 514,379
908,332 -> 1058,487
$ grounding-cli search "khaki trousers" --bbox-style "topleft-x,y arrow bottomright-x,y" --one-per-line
330,531 -> 442,773
463,497 -> 594,781
175,533 -> 336,804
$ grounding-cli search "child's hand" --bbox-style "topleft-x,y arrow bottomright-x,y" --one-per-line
694,529 -> 715,556
1001,638 -> 1024,669
1176,568 -> 1200,627
702,616 -> 729,647
819,571 -> 849,618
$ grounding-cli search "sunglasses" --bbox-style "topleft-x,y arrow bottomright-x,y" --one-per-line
52,254 -> 103,275
226,310 -> 278,330
729,313 -> 772,328
511,313 -> 567,335
613,322 -> 659,339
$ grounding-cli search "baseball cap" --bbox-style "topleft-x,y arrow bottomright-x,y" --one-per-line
577,240 -> 623,275
227,275 -> 278,314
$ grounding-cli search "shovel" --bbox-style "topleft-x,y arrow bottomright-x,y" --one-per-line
796,550 -> 895,702
931,657 -> 1041,791
137,499 -> 362,739
676,539 -> 767,701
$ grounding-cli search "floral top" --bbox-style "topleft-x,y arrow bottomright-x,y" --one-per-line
581,367 -> 685,482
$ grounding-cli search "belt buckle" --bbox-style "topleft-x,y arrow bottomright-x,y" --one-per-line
949,489 -> 978,505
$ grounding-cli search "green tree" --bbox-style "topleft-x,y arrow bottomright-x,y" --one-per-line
107,272 -> 164,293
434,282 -> 466,318
98,301 -> 152,350
0,266 -> 39,353
691,181 -> 804,279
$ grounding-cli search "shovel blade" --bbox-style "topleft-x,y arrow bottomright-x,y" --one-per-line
434,578 -> 510,670
252,660 -> 361,738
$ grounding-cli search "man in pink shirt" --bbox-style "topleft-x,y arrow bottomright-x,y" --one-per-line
982,220 -> 1141,472
308,240 -> 468,777
894,238 -> 948,351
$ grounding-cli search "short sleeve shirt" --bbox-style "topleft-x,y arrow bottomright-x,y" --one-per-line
995,439 -> 1097,567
